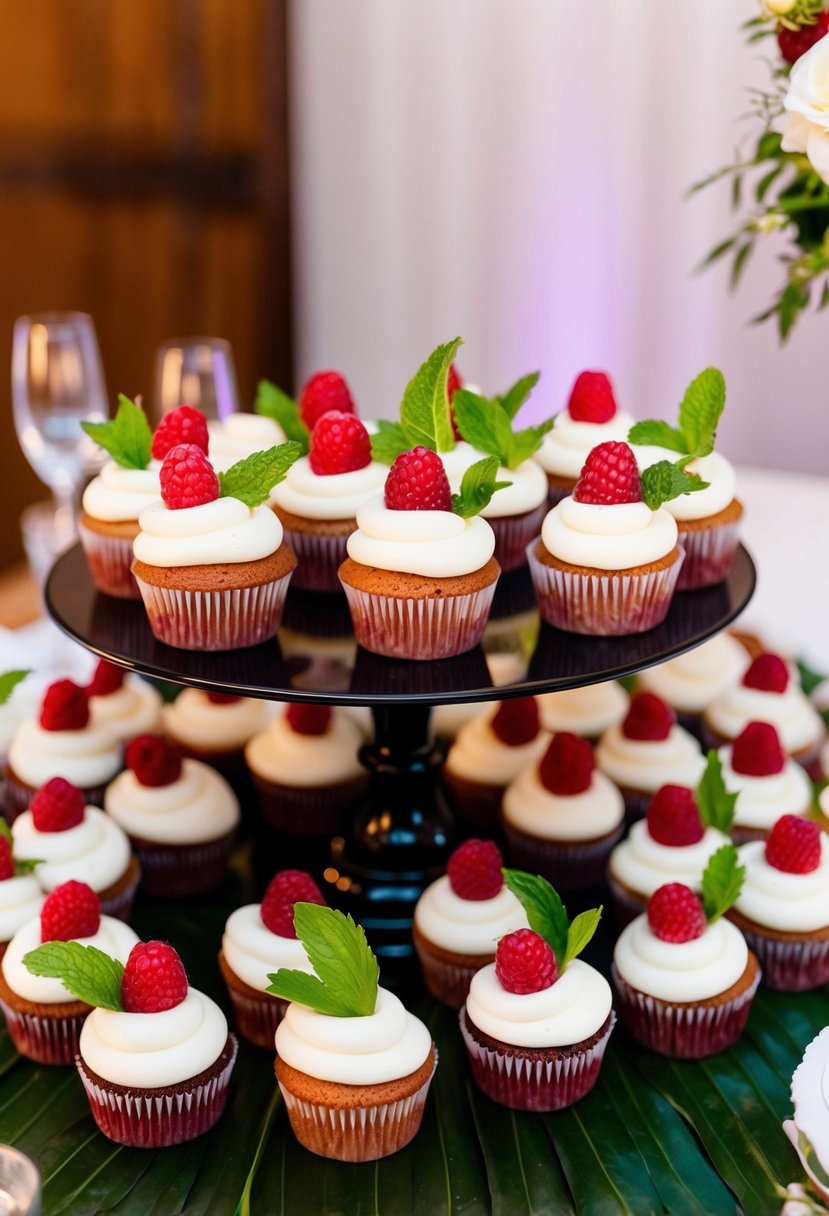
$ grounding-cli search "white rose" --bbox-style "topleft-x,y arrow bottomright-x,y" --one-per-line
782,31 -> 829,183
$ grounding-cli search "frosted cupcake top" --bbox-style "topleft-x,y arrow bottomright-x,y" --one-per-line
720,744 -> 813,831
13,806 -> 132,894
414,840 -> 527,957
735,836 -> 829,933
535,371 -> 633,480
271,456 -> 387,520
609,819 -> 730,899
223,869 -> 323,995
88,671 -> 163,744
537,680 -> 629,739
82,461 -> 161,523
631,447 -> 737,521
447,442 -> 548,518
445,698 -> 549,786
466,958 -> 612,1047
706,659 -> 824,755
614,912 -> 748,1002
162,688 -> 270,752
9,686 -> 122,791
208,413 -> 287,471
596,722 -> 705,795
105,757 -> 239,845
4,914 -> 138,1005
637,633 -> 749,714
502,733 -> 624,842
245,704 -> 364,787
347,497 -> 495,577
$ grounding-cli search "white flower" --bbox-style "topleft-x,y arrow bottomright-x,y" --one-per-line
762,0 -> 798,16
783,32 -> 829,183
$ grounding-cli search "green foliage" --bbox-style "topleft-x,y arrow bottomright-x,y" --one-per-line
640,460 -> 708,511
452,377 -> 550,470
0,670 -> 29,706
701,844 -> 745,923
81,394 -> 152,470
217,443 -> 302,507
502,870 -> 601,970
22,941 -> 125,1010
450,457 -> 510,519
697,751 -> 739,833
370,420 -> 410,465
267,903 -> 379,1017
254,380 -> 309,454
399,338 -> 462,454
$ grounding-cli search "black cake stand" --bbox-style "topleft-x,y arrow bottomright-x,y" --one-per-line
45,543 -> 755,974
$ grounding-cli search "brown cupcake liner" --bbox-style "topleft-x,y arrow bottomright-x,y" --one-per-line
489,504 -> 548,574
413,932 -> 491,1010
97,860 -> 142,922
500,819 -> 623,891
2,770 -> 108,823
77,520 -> 142,600
607,873 -> 647,929
249,772 -> 368,836
675,519 -> 741,591
728,824 -> 770,846
130,831 -> 236,898
340,581 -> 498,661
281,526 -> 351,593
0,998 -> 89,1065
441,771 -> 504,838
132,572 -> 293,652
619,789 -> 651,825
728,924 -> 829,992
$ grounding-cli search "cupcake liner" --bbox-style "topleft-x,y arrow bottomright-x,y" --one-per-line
459,1010 -> 615,1111
77,1036 -> 238,1147
413,934 -> 489,1010
78,520 -> 142,600
131,832 -> 236,898
2,771 -> 107,823
545,482 -> 574,510
441,772 -> 504,839
728,824 -> 769,846
98,861 -> 141,922
621,790 -> 651,825
612,963 -> 760,1058
607,873 -> 647,930
500,819 -> 623,891
489,504 -> 548,574
730,926 -> 829,992
132,572 -> 293,652
0,999 -> 88,1065
526,540 -> 684,636
226,985 -> 288,1050
340,581 -> 497,661
249,772 -> 368,836
281,527 -> 350,593
676,520 -> 741,591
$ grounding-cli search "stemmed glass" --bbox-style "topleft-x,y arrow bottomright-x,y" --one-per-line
154,337 -> 239,422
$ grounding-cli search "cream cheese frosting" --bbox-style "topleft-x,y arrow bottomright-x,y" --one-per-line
608,821 -> 730,898
446,443 -> 548,518
595,723 -> 705,794
0,674 -> 47,758
466,958 -> 612,1047
613,914 -> 748,1002
79,987 -> 229,1087
222,904 -> 313,993
0,877 -> 43,943
207,414 -> 287,471
8,718 -> 122,790
445,708 -> 549,786
414,876 -> 528,955
89,675 -> 163,743
275,986 -> 432,1085
535,410 -> 635,479
162,689 -> 270,751
719,747 -> 813,830
271,456 -> 387,520
245,709 -> 364,787
346,496 -> 495,578
541,499 -> 678,571
706,683 -> 823,754
637,634 -> 750,713
734,838 -> 829,932
104,759 -> 239,844
537,681 -> 629,738
82,460 -> 162,524
502,767 -> 624,842
630,447 -> 737,522
3,914 -> 138,1004
13,807 -> 132,893
133,497 -> 283,568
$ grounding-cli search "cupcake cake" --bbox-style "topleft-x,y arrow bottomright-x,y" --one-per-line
595,691 -> 705,822
270,903 -> 437,1161
413,840 -> 528,1008
461,870 -> 613,1110
612,845 -> 760,1058
534,371 -> 634,506
13,778 -> 139,921
86,660 -> 162,744
161,687 -> 269,787
105,735 -> 239,897
132,440 -> 300,651
25,936 -> 237,1145
636,633 -> 750,736
219,869 -> 325,1048
500,733 -> 625,890
536,679 -> 629,744
719,721 -> 814,843
0,822 -> 43,959
0,882 -> 137,1064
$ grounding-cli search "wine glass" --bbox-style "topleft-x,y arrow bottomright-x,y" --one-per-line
154,337 -> 239,423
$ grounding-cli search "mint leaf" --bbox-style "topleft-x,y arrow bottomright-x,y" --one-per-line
640,460 -> 709,511
254,379 -> 309,455
267,904 -> 378,1017
81,394 -> 152,470
451,456 -> 510,519
23,941 -> 124,1010
217,442 -> 302,507
797,658 -> 826,697
697,751 -> 738,833
399,338 -> 462,453
507,419 -> 554,468
677,368 -> 726,458
502,869 -> 568,966
497,372 -> 541,420
628,420 -> 688,454
561,907 -> 602,970
452,389 -> 505,461
701,844 -> 744,923
370,420 -> 410,466
0,670 -> 29,706
0,817 -> 42,876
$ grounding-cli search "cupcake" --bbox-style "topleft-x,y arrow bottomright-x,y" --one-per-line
728,816 -> 829,991
612,845 -> 760,1058
270,903 -> 437,1161
4,680 -> 122,821
636,633 -> 750,737
207,411 -> 287,471
442,698 -> 549,835
0,670 -> 33,776
527,442 -> 697,636
25,936 -> 237,1145
432,654 -> 532,741
0,823 -> 43,959
413,840 -> 528,1007
595,691 -> 706,822
719,722 -> 814,844
161,687 -> 269,788
461,870 -> 613,1110
536,679 -> 629,744
13,778 -> 139,921
86,660 -> 162,744
785,1028 -> 829,1206
219,869 -> 325,1048
500,733 -> 625,890
0,882 -> 137,1064
132,440 -> 301,651
534,371 -> 634,506
104,735 -> 239,897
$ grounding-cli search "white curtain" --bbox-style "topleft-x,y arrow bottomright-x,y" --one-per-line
289,0 -> 828,474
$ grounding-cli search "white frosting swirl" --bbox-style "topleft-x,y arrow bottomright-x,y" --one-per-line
8,718 -> 122,790
271,456 -> 387,520
501,767 -> 624,842
466,958 -> 612,1047
719,747 -> 813,830
12,807 -> 132,893
162,689 -> 270,751
346,496 -> 495,577
133,498 -> 283,568
80,987 -> 229,1087
541,498 -> 678,571
0,877 -> 43,943
637,634 -> 749,713
208,414 -> 287,471
89,675 -> 163,743
3,915 -> 138,1004
222,904 -> 313,993
446,444 -> 548,518
275,987 -> 432,1085
82,460 -> 162,523
735,838 -> 829,932
445,708 -> 549,785
608,820 -> 730,898
535,410 -> 635,479
706,683 -> 824,754
538,681 -> 629,738
245,710 -> 364,787
595,723 -> 705,794
0,676 -> 47,758
104,759 -> 239,844
613,914 -> 748,1002
630,448 -> 737,521
414,876 -> 528,955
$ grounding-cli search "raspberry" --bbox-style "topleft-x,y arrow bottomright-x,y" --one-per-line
539,732 -> 594,795
121,941 -> 188,1013
299,371 -> 356,431
731,721 -> 786,777
491,697 -> 540,747
31,777 -> 86,832
778,12 -> 829,64
567,371 -> 617,424
384,447 -> 452,512
39,680 -> 90,731
572,441 -> 642,505
308,411 -> 371,475
86,659 -> 126,697
447,363 -> 464,440
126,734 -> 182,787
646,785 -> 704,846
260,870 -> 326,937
743,653 -> 789,694
646,883 -> 706,944
159,444 -> 219,510
285,703 -> 332,736
623,692 -> 675,741
0,838 -> 13,882
40,881 -> 101,943
205,691 -> 242,705
151,405 -> 209,461
495,929 -> 558,994
765,814 -> 821,874
446,839 -> 503,900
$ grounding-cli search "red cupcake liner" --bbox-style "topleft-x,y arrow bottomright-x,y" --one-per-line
249,772 -> 368,836
489,504 -> 548,573
340,581 -> 498,660
133,571 -> 293,651
280,527 -> 350,593
607,873 -> 647,929
527,540 -> 684,636
612,962 -> 760,1058
675,519 -> 741,591
2,772 -> 108,823
459,1010 -> 615,1111
0,998 -> 88,1065
78,520 -> 142,600
413,940 -> 489,1010
500,819 -> 623,891
730,925 -> 829,992
131,833 -> 236,898
225,984 -> 287,1050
